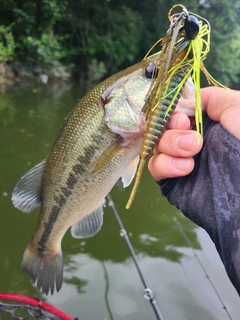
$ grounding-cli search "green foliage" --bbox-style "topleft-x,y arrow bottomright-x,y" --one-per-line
21,34 -> 70,63
188,0 -> 240,88
0,25 -> 15,62
0,0 -> 239,86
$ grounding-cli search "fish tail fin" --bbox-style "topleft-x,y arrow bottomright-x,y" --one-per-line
21,244 -> 63,295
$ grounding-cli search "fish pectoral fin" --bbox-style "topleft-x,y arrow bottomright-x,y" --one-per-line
71,200 -> 105,239
121,155 -> 139,188
12,158 -> 46,213
93,140 -> 124,174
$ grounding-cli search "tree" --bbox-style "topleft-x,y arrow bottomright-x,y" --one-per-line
188,0 -> 240,88
0,0 -> 239,86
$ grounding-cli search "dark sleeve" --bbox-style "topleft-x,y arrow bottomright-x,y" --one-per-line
158,115 -> 240,295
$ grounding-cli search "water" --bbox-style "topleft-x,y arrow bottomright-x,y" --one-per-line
0,82 -> 239,320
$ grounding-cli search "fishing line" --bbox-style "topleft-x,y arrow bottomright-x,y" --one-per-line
102,261 -> 114,320
173,217 -> 234,320
107,194 -> 164,320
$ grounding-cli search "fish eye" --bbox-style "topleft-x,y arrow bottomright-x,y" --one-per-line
144,62 -> 157,79
184,15 -> 199,40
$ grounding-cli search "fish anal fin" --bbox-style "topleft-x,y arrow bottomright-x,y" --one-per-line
71,200 -> 105,239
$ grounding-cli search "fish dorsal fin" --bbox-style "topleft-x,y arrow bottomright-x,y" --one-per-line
71,200 -> 105,239
121,155 -> 139,188
93,140 -> 124,174
12,159 -> 46,213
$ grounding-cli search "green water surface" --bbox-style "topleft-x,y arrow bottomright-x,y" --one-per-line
0,82 -> 239,320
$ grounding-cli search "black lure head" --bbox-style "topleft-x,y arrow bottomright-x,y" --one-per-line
184,15 -> 199,40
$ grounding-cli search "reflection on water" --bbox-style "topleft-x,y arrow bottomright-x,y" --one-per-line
0,82 -> 239,320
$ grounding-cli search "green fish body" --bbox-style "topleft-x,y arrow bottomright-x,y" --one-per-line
12,54 -> 197,295
12,57 -> 157,295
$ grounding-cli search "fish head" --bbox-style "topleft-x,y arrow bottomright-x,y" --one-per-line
102,57 -> 160,138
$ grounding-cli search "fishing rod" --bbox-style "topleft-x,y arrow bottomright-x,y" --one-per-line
173,217 -> 234,320
107,194 -> 164,320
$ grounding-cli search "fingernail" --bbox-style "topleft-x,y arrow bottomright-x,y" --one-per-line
175,133 -> 196,151
172,158 -> 191,171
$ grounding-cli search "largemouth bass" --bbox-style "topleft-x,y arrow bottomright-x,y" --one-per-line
12,54 -> 196,295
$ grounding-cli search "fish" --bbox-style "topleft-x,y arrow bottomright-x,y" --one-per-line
12,4 -> 208,295
11,51 -> 198,295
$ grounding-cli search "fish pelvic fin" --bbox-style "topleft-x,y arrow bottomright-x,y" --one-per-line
71,200 -> 105,239
21,244 -> 63,295
12,159 -> 46,213
121,155 -> 140,188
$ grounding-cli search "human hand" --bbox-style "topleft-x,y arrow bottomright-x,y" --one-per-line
148,87 -> 240,181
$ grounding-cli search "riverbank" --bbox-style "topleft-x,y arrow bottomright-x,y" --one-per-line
0,61 -> 72,85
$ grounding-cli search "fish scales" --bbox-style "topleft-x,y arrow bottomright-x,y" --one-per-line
35,87 -> 118,250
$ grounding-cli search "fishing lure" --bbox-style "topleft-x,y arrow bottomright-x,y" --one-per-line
126,4 -> 219,209
125,70 -> 190,210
